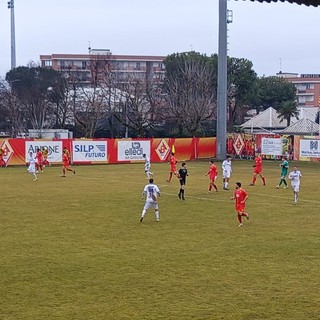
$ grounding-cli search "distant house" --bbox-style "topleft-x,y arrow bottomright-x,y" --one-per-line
280,118 -> 319,136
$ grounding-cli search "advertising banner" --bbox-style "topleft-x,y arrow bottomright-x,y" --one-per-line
25,141 -> 63,162
72,140 -> 107,162
118,140 -> 150,161
299,139 -> 320,158
261,138 -> 284,156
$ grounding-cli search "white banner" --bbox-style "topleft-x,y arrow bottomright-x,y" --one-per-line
25,141 -> 63,162
118,140 -> 150,161
261,138 -> 284,156
72,140 -> 107,162
299,139 -> 320,158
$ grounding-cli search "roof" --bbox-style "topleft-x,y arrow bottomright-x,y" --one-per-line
280,118 -> 320,134
241,107 -> 286,129
248,0 -> 319,6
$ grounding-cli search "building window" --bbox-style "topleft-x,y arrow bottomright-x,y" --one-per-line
306,83 -> 314,90
82,61 -> 87,70
44,60 -> 52,67
135,62 -> 141,70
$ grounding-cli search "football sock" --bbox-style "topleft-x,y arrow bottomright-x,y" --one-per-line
252,176 -> 257,184
283,180 -> 287,186
262,177 -> 266,185
209,185 -> 212,192
237,214 -> 242,223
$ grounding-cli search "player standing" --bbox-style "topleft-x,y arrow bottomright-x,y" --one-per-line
61,148 -> 75,177
142,153 -> 153,179
230,182 -> 249,227
276,156 -> 289,189
205,159 -> 218,193
178,162 -> 188,200
36,148 -> 44,173
27,151 -> 38,181
288,166 -> 302,204
139,178 -> 161,222
222,155 -> 232,190
167,152 -> 178,182
249,153 -> 266,186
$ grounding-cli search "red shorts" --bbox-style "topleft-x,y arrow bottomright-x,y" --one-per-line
63,162 -> 69,167
170,166 -> 177,172
254,168 -> 262,174
236,203 -> 245,212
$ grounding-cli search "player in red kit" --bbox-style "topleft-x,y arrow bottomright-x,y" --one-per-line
205,159 -> 218,193
61,148 -> 75,177
36,148 -> 44,173
231,182 -> 249,227
249,154 -> 266,186
166,152 -> 178,182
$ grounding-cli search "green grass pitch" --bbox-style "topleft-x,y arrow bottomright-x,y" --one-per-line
1,160 -> 319,320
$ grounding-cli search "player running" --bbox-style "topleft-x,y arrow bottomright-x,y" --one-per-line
36,148 -> 44,173
143,153 -> 153,179
139,178 -> 161,222
167,152 -> 178,182
222,155 -> 232,190
288,166 -> 302,204
27,151 -> 38,181
231,182 -> 249,227
178,162 -> 188,200
205,159 -> 218,193
276,156 -> 289,189
61,148 -> 75,177
249,153 -> 266,186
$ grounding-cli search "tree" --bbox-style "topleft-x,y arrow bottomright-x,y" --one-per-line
255,76 -> 296,112
227,57 -> 258,131
277,100 -> 299,127
163,52 -> 216,136
5,66 -> 65,136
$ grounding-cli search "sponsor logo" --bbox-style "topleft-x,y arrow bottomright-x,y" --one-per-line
155,139 -> 170,161
124,142 -> 144,157
73,142 -> 107,160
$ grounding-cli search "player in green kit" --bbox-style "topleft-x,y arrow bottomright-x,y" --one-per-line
276,156 -> 289,189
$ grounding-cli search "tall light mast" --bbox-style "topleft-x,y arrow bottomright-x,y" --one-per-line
7,0 -> 16,69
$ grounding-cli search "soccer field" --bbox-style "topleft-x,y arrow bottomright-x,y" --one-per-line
1,160 -> 319,320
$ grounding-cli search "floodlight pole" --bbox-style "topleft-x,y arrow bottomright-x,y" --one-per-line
216,0 -> 228,160
8,0 -> 16,69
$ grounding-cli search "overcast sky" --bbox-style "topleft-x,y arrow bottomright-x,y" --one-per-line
0,0 -> 319,78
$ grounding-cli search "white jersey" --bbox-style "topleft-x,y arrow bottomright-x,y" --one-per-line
27,156 -> 36,173
143,183 -> 160,202
288,170 -> 302,185
144,156 -> 151,171
222,159 -> 232,178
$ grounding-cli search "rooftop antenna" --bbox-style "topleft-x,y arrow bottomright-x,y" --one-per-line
88,41 -> 91,53
279,58 -> 282,73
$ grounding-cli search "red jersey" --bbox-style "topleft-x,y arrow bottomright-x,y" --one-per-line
234,188 -> 248,212
208,164 -> 218,179
62,153 -> 69,166
169,155 -> 178,171
254,156 -> 262,173
36,151 -> 43,164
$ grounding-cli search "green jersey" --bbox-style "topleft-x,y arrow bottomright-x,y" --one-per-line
280,160 -> 289,176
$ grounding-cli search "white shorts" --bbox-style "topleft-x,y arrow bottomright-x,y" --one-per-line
291,183 -> 300,192
143,201 -> 158,211
222,170 -> 231,179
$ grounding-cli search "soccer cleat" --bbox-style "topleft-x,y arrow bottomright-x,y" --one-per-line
33,178 -> 38,181
223,187 -> 229,191
182,196 -> 185,200
246,213 -> 250,220
283,186 -> 288,189
249,183 -> 254,186
207,191 -> 211,194
139,217 -> 143,222
73,170 -> 76,175
276,186 -> 280,189
61,175 -> 66,177
178,193 -> 181,199
238,223 -> 244,227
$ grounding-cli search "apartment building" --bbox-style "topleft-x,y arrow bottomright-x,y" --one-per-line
40,49 -> 166,83
276,72 -> 320,108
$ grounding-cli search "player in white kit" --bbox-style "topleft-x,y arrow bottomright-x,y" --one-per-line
288,166 -> 302,204
27,151 -> 38,181
139,178 -> 160,222
222,155 -> 232,190
143,153 -> 153,179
